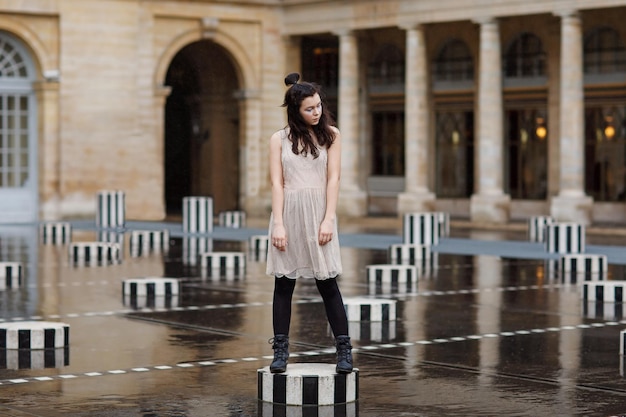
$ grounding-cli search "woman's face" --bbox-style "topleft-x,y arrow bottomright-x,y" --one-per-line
299,93 -> 322,126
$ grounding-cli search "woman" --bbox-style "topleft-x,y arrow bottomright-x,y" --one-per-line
266,72 -> 353,374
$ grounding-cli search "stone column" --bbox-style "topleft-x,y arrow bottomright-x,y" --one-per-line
235,89 -> 263,217
335,29 -> 367,216
398,24 -> 435,214
550,10 -> 592,224
470,18 -> 511,223
34,79 -> 61,220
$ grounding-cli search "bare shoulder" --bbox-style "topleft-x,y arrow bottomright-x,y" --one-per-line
270,130 -> 283,147
330,126 -> 341,142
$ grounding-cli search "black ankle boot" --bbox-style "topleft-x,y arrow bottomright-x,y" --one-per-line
335,335 -> 353,374
269,334 -> 289,373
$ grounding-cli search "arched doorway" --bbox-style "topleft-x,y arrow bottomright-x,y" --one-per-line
0,31 -> 38,223
164,40 -> 240,217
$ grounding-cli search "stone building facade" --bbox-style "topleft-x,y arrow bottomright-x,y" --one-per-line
1,0 -> 625,224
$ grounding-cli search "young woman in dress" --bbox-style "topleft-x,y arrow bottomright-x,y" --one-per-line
266,72 -> 353,374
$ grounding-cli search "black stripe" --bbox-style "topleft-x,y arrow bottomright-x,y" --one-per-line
596,285 -> 604,301
44,328 -> 55,349
0,329 -> 6,348
64,326 -> 70,346
273,373 -> 287,404
361,305 -> 371,321
616,286 -> 623,303
18,350 -> 30,369
375,269 -> 382,287
18,329 -> 30,349
391,269 -> 398,283
334,373 -> 347,404
130,282 -> 137,297
147,283 -> 155,297
257,371 -> 263,401
302,376 -> 319,405
382,303 -> 390,321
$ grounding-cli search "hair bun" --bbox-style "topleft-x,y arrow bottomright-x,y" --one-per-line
284,72 -> 300,86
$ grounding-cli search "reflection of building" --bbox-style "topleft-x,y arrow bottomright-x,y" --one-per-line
1,2 -> 626,224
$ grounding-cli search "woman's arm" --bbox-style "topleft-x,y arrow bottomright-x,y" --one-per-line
270,131 -> 287,251
319,127 -> 341,245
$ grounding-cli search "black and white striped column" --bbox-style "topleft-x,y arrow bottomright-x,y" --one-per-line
559,254 -> 607,283
69,242 -> 122,266
199,252 -> 246,278
248,235 -> 269,262
582,281 -> 626,302
40,222 -> 72,245
528,216 -> 554,242
0,262 -> 22,290
388,243 -> 431,263
258,363 -> 358,406
258,402 -> 357,417
218,210 -> 246,228
366,264 -> 417,295
183,196 -> 213,234
343,297 -> 397,321
0,321 -> 70,349
402,212 -> 447,245
96,190 -> 125,229
545,223 -> 585,254
122,277 -> 180,297
129,230 -> 170,257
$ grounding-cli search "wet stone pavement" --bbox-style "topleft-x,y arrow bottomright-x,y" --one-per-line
1,221 -> 626,416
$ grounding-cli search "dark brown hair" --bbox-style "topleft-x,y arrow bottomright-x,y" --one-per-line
282,72 -> 336,158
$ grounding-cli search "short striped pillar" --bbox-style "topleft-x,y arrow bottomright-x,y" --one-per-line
199,251 -> 246,277
96,190 -> 125,229
218,210 -> 246,228
528,216 -> 554,242
582,300 -> 623,321
545,223 -> 585,254
348,320 -> 396,342
248,235 -> 269,262
582,281 -> 626,302
343,297 -> 397,322
0,262 -> 22,290
620,330 -> 626,356
258,364 -> 359,406
402,212 -> 447,245
559,254 -> 607,284
366,264 -> 417,295
40,222 -> 72,245
0,347 -> 69,370
388,243 -> 431,264
129,230 -> 170,257
183,196 -> 213,234
0,321 -> 70,349
182,237 -> 213,266
122,277 -> 180,297
69,242 -> 122,266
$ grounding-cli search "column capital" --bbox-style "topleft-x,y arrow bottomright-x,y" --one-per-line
553,9 -> 579,19
398,21 -> 423,31
472,16 -> 498,26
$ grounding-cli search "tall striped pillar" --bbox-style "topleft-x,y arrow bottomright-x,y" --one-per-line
96,190 -> 125,229
183,196 -> 214,234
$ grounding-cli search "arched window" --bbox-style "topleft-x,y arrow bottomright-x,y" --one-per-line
584,27 -> 626,74
433,39 -> 473,82
367,43 -> 404,87
503,32 -> 545,78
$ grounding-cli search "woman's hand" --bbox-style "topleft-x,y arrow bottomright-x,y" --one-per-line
272,224 -> 287,251
318,219 -> 334,246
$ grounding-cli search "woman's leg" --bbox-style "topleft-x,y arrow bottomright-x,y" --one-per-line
315,277 -> 348,337
273,276 -> 296,335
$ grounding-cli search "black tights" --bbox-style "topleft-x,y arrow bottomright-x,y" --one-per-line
272,276 -> 349,338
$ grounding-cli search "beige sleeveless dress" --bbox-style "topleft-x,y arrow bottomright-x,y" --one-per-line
266,129 -> 342,280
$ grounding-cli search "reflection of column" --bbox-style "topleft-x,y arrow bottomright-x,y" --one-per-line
550,10 -> 593,224
475,255 -> 502,386
335,29 -> 367,216
556,279 -> 582,413
35,80 -> 61,220
470,18 -> 510,223
398,24 -> 435,213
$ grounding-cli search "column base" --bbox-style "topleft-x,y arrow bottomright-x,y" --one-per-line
470,193 -> 511,224
397,191 -> 436,214
337,189 -> 367,217
550,194 -> 593,225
